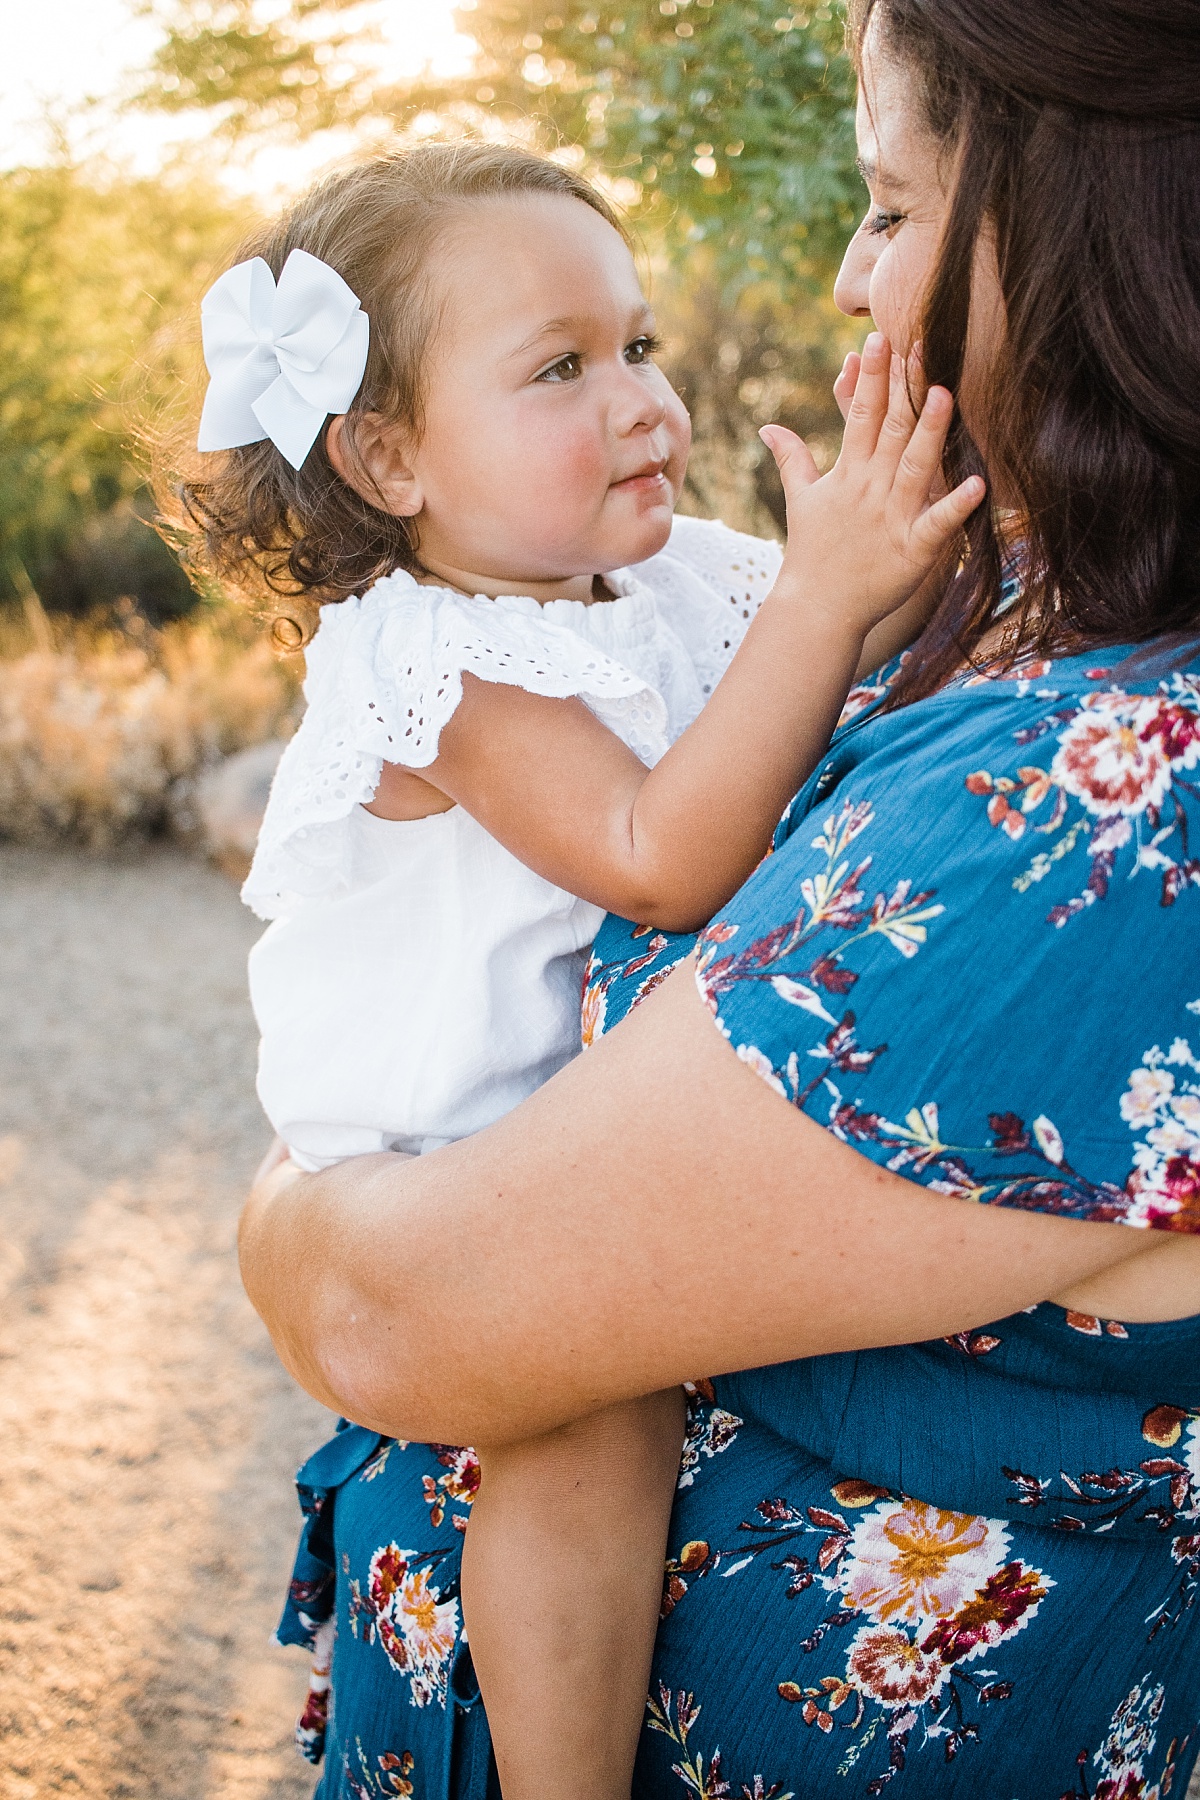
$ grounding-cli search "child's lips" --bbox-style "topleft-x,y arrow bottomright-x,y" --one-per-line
610,465 -> 668,495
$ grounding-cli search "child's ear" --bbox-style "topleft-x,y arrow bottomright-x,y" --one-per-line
325,413 -> 424,518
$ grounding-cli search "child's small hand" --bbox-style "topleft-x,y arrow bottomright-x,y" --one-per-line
759,331 -> 984,641
834,342 -> 948,511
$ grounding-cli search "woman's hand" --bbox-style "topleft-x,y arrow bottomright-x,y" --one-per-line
761,331 -> 984,640
239,963 -> 1155,1448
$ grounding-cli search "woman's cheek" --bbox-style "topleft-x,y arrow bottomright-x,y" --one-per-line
868,240 -> 929,357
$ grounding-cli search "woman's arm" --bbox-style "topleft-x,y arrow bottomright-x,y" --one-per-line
239,962 -> 1156,1447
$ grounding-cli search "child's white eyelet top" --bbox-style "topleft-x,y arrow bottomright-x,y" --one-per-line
244,515 -> 781,1169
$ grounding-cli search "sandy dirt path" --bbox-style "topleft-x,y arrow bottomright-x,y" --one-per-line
0,846 -> 328,1800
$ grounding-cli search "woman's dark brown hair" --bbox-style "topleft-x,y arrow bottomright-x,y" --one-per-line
850,0 -> 1200,701
155,144 -> 626,643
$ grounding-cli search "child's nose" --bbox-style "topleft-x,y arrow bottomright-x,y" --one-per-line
612,366 -> 667,435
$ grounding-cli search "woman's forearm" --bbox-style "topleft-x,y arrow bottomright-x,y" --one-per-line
239,965 -> 1150,1446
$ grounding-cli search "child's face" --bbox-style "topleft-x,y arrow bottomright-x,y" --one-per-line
399,193 -> 691,588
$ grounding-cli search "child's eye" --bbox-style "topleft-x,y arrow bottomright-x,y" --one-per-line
625,334 -> 662,365
536,353 -> 583,383
867,209 -> 905,238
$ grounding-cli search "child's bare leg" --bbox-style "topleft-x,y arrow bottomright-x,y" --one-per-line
461,1388 -> 686,1800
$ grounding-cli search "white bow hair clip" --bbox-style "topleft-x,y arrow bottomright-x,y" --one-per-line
197,248 -> 370,471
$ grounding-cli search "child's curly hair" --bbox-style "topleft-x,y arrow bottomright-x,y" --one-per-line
154,144 -> 626,645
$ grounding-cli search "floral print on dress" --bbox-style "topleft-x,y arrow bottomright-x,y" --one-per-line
345,1738 -> 417,1798
421,1444 -> 480,1529
649,1483 -> 1055,1795
1002,1405 -> 1200,1639
295,1615 -> 336,1762
693,798 -> 942,1115
676,1379 -> 743,1495
831,1053 -> 1200,1233
773,1492 -> 1048,1789
965,671 -> 1200,925
347,1543 -> 459,1709
1121,1038 -> 1200,1231
647,1684 -> 795,1800
582,925 -> 689,1048
690,775 -> 1200,1231
1060,1676 -> 1193,1800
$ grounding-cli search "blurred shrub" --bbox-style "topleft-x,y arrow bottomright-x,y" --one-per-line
0,158 -> 243,616
36,500 -> 197,624
440,0 -> 858,291
0,600 -> 298,847
661,265 -> 859,536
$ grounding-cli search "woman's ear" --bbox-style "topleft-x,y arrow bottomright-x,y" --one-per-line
326,414 -> 424,519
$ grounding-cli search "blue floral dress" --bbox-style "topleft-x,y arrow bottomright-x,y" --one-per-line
278,641 -> 1200,1800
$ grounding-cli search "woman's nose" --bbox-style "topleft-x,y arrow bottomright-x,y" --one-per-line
834,229 -> 876,319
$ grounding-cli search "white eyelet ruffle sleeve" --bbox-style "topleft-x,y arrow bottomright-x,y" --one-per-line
242,571 -> 669,919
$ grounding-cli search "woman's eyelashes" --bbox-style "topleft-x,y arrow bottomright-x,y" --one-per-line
867,207 -> 906,238
533,335 -> 662,384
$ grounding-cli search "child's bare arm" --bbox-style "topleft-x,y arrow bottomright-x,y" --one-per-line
854,559 -> 947,680
377,335 -> 983,931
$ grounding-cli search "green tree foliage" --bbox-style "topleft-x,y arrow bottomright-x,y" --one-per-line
0,160 -> 242,614
144,0 -> 859,293
441,0 -> 858,289
135,0 -> 381,137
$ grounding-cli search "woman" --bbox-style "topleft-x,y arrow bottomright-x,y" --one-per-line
241,0 -> 1200,1794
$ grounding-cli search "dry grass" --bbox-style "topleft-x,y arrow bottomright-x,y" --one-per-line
0,599 -> 299,847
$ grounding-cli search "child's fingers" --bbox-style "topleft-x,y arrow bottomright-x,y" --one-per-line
871,351 -> 921,477
833,351 -> 859,422
915,475 -> 987,550
759,424 -> 821,499
906,343 -> 948,503
889,384 -> 957,514
839,332 -> 893,460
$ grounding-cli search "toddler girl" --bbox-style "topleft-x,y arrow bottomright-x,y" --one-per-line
170,143 -> 981,1799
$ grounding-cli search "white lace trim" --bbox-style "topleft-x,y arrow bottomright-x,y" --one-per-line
242,571 -> 669,919
637,514 -> 783,699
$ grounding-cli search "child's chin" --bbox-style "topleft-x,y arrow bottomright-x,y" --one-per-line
616,504 -> 676,567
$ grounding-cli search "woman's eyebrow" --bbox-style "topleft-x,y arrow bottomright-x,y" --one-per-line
857,154 -> 912,201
